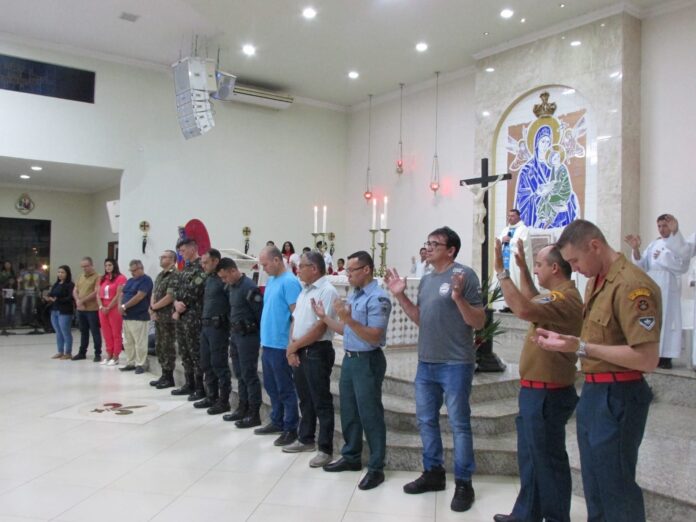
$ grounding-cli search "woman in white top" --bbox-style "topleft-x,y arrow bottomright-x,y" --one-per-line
282,241 -> 301,275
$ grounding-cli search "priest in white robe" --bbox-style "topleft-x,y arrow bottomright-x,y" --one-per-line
497,209 -> 531,307
625,214 -> 689,369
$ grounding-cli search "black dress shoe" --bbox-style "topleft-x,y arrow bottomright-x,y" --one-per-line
493,515 -> 521,522
71,353 -> 86,361
93,355 -> 102,363
323,457 -> 362,472
450,479 -> 475,512
207,402 -> 231,415
134,366 -> 145,374
119,365 -> 136,372
273,431 -> 297,447
235,414 -> 262,429
193,397 -> 215,409
254,423 -> 283,435
222,408 -> 248,422
358,470 -> 385,490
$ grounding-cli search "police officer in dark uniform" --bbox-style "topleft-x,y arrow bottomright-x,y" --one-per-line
493,240 -> 583,522
194,249 -> 231,414
149,250 -> 178,389
536,220 -> 661,522
170,238 -> 208,401
217,258 -> 264,428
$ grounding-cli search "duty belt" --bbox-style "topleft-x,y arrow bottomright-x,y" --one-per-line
201,315 -> 228,328
584,371 -> 643,383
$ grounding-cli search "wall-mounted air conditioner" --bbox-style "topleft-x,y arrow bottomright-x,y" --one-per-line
212,74 -> 293,110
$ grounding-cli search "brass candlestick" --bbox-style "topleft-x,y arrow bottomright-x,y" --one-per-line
377,228 -> 390,277
369,229 -> 379,263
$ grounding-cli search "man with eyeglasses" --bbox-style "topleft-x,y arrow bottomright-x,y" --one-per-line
385,226 -> 485,513
315,251 -> 392,490
119,259 -> 153,373
282,251 -> 339,467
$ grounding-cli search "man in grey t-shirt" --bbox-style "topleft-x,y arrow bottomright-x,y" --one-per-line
385,226 -> 484,513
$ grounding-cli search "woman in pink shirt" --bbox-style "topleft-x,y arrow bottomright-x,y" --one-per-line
97,258 -> 127,365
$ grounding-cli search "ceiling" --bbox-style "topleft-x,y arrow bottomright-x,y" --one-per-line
0,156 -> 122,193
0,0 -> 678,106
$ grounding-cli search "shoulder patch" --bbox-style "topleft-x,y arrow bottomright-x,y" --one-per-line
532,291 -> 563,304
638,316 -> 656,330
377,297 -> 390,304
628,288 -> 651,301
635,298 -> 650,312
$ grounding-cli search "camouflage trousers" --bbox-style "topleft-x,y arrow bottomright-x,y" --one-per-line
154,319 -> 177,372
175,315 -> 202,377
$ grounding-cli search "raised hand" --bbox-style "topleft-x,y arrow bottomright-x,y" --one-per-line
384,268 -> 407,295
494,239 -> 504,273
514,239 -> 529,271
624,234 -> 641,251
333,299 -> 351,322
451,271 -> 466,302
311,297 -> 326,319
534,328 -> 579,353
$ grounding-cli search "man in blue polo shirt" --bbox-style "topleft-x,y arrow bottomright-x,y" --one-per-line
314,251 -> 392,490
119,259 -> 153,374
255,246 -> 302,447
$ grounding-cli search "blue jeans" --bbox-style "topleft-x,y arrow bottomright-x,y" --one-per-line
512,386 -> 578,522
261,346 -> 299,432
415,361 -> 475,480
576,380 -> 652,522
51,310 -> 73,355
77,310 -> 102,356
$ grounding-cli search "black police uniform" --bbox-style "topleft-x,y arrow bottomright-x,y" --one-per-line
223,273 -> 263,428
196,272 -> 231,414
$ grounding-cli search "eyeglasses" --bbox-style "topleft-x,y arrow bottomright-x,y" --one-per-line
297,263 -> 314,269
345,265 -> 367,274
424,241 -> 446,249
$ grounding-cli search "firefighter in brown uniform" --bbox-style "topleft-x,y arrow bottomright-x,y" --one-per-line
493,240 -> 583,522
536,220 -> 661,522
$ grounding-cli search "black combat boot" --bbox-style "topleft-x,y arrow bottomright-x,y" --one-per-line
171,372 -> 194,396
450,478 -> 475,512
222,402 -> 248,422
403,465 -> 446,494
235,408 -> 261,429
149,373 -> 164,387
193,395 -> 217,409
187,375 -> 206,402
156,371 -> 176,389
207,395 -> 231,415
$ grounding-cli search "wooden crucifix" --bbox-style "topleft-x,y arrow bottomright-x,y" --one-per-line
460,158 -> 512,372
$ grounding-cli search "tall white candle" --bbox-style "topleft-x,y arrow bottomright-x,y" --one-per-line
372,199 -> 377,230
313,206 -> 318,233
380,213 -> 385,229
383,196 -> 388,228
322,205 -> 327,233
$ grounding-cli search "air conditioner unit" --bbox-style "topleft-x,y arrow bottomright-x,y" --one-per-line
212,77 -> 293,110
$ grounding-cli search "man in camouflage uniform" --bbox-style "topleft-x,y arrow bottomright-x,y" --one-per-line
170,238 -> 208,401
149,250 -> 178,389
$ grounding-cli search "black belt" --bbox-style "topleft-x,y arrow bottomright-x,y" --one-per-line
344,348 -> 381,358
201,316 -> 228,328
297,340 -> 333,351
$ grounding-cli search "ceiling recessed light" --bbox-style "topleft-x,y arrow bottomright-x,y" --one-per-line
600,23 -> 606,27
30,165 -> 42,171
520,18 -> 526,23
559,3 -> 566,7
500,8 -> 514,19
302,7 -> 317,19
348,71 -> 359,79
242,44 -> 256,56
20,174 -> 30,180
570,40 -> 582,47
561,36 -> 566,40
485,67 -> 495,72
482,111 -> 491,117
415,42 -> 428,52
483,31 -> 489,36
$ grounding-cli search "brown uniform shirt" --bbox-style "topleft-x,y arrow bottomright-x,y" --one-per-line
520,280 -> 583,385
581,254 -> 662,373
75,272 -> 100,311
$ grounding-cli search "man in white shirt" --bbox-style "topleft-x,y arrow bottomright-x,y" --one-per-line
410,247 -> 432,278
625,214 -> 689,369
497,209 -> 530,306
284,251 -> 339,468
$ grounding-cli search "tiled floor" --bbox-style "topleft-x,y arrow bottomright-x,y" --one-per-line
0,332 -> 588,521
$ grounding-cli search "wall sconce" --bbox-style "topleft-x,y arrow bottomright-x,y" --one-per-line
139,221 -> 150,253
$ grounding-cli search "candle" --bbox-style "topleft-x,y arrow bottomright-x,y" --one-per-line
372,199 -> 377,230
383,196 -> 388,229
313,206 -> 318,234
380,213 -> 385,229
322,205 -> 327,233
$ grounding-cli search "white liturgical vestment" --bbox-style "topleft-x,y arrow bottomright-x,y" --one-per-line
634,234 -> 690,358
665,231 -> 696,365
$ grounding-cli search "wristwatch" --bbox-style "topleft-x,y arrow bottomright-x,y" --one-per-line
576,339 -> 588,358
496,270 -> 510,281
121,304 -> 127,312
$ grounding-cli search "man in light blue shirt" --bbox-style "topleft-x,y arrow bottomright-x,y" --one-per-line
255,246 -> 302,447
314,251 -> 392,490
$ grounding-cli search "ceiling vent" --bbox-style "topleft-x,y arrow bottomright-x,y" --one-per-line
119,12 -> 139,22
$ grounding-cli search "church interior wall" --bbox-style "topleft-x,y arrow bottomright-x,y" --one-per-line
90,185 -> 120,262
640,4 -> 696,246
343,74 -> 477,273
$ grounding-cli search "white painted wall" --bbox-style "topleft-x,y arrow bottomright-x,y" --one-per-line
343,74 -> 477,274
90,185 -> 119,261
641,4 -> 696,241
0,40 -> 348,276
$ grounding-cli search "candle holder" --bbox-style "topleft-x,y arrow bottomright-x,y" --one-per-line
377,228 -> 390,277
369,229 -> 379,264
242,226 -> 251,254
327,232 -> 336,256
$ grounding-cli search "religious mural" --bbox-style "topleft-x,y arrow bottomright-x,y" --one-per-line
494,87 -> 595,237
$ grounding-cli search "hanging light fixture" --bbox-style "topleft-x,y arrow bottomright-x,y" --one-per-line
430,72 -> 441,193
396,83 -> 405,174
364,94 -> 374,201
